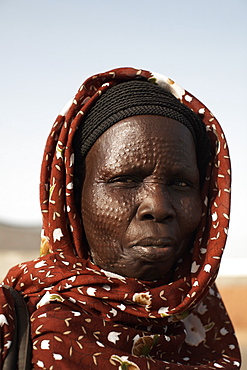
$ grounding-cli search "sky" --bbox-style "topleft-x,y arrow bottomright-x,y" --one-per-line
0,0 -> 246,261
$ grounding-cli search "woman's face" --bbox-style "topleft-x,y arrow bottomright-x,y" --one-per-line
81,115 -> 202,281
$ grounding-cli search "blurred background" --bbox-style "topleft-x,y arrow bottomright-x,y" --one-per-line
0,0 -> 246,366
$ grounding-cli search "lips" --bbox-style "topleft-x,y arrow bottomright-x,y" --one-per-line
128,237 -> 177,263
130,237 -> 176,248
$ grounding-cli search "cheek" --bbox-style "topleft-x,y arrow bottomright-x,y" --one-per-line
81,185 -> 134,260
178,195 -> 202,233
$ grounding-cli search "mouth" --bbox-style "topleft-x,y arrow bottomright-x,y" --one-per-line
128,237 -> 177,262
130,237 -> 175,249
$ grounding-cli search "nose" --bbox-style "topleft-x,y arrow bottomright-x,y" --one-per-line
136,183 -> 175,222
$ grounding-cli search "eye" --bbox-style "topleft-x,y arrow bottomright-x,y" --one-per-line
170,180 -> 191,188
108,176 -> 140,187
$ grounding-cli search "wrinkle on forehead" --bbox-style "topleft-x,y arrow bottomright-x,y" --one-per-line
87,117 -> 198,181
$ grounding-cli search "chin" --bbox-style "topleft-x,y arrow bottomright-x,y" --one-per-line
136,269 -> 172,282
94,254 -> 175,281
123,262 -> 174,281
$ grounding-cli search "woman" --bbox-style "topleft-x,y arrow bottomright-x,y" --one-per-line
0,67 -> 241,369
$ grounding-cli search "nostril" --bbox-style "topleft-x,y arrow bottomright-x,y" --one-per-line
142,214 -> 155,221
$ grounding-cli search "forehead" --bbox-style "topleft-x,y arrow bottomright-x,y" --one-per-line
85,115 -> 196,171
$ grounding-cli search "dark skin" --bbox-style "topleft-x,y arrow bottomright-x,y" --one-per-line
81,115 -> 202,281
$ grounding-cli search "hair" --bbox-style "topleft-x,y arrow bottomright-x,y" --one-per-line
73,80 -> 211,206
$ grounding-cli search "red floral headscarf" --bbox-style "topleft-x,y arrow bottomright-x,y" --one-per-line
1,67 -> 241,369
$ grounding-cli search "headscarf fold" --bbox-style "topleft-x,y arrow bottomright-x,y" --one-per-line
0,67 -> 241,369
